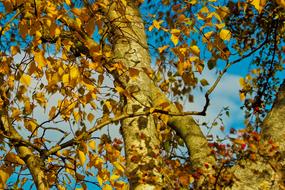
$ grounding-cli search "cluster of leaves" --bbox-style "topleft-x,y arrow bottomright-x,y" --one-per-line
226,1 -> 285,129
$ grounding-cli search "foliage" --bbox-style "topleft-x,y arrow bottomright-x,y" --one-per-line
0,0 -> 284,189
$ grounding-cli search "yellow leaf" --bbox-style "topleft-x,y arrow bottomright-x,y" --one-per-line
149,107 -> 156,113
158,45 -> 169,53
97,175 -> 103,186
57,185 -> 66,190
0,164 -> 14,187
200,6 -> 209,13
249,0 -> 266,13
171,34 -> 179,46
70,66 -> 79,80
75,18 -> 82,28
219,29 -> 231,41
87,113 -> 94,122
190,45 -> 200,56
115,86 -> 125,94
276,0 -> 285,8
88,140 -> 96,150
11,46 -> 20,56
33,51 -> 46,69
233,138 -> 246,145
78,150 -> 86,166
11,108 -> 21,118
20,74 -> 31,86
121,0 -> 127,6
35,92 -> 47,107
35,31 -> 42,39
110,174 -> 120,181
103,184 -> 113,190
104,101 -> 112,111
240,92 -> 246,101
73,111 -> 80,122
171,29 -> 181,34
65,0 -> 71,5
113,161 -> 124,173
153,20 -> 163,29
62,74 -> 69,85
49,106 -> 57,119
202,31 -> 213,43
25,119 -> 38,135
55,27 -> 61,37
239,78 -> 245,87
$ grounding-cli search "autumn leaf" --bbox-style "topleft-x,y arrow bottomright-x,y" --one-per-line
171,34 -> 179,46
65,0 -> 71,6
0,164 -> 14,187
11,46 -> 20,56
153,20 -> 163,30
190,45 -> 200,56
240,92 -> 246,101
276,0 -> 285,8
158,45 -> 169,53
248,0 -> 267,13
233,138 -> 246,145
88,140 -> 96,150
102,184 -> 113,190
87,113 -> 95,122
20,74 -> 31,86
200,79 -> 209,86
113,161 -> 125,174
78,150 -> 86,166
110,174 -> 120,181
219,29 -> 231,41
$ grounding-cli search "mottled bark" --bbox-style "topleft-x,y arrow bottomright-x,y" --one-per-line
262,80 -> 285,153
224,80 -> 285,190
99,1 -> 164,189
97,0 -> 215,188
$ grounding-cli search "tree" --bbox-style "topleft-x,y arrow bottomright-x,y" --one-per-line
0,0 -> 284,189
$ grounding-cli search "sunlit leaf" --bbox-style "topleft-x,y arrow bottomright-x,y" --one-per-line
78,150 -> 86,166
11,46 -> 20,56
20,74 -> 31,86
158,45 -> 169,53
219,29 -> 231,41
102,184 -> 112,190
190,45 -> 200,56
171,34 -> 179,46
87,113 -> 95,122
248,0 -> 267,13
88,140 -> 96,150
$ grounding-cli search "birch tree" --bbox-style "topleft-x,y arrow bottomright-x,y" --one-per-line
0,0 -> 284,189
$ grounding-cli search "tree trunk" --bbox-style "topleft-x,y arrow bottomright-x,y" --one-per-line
224,80 -> 285,190
0,76 -> 48,190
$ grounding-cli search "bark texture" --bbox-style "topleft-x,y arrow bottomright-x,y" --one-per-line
99,1 -> 164,188
98,0 -> 214,188
262,80 -> 285,153
224,80 -> 285,190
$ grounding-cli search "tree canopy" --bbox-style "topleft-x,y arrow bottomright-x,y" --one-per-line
0,0 -> 284,189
